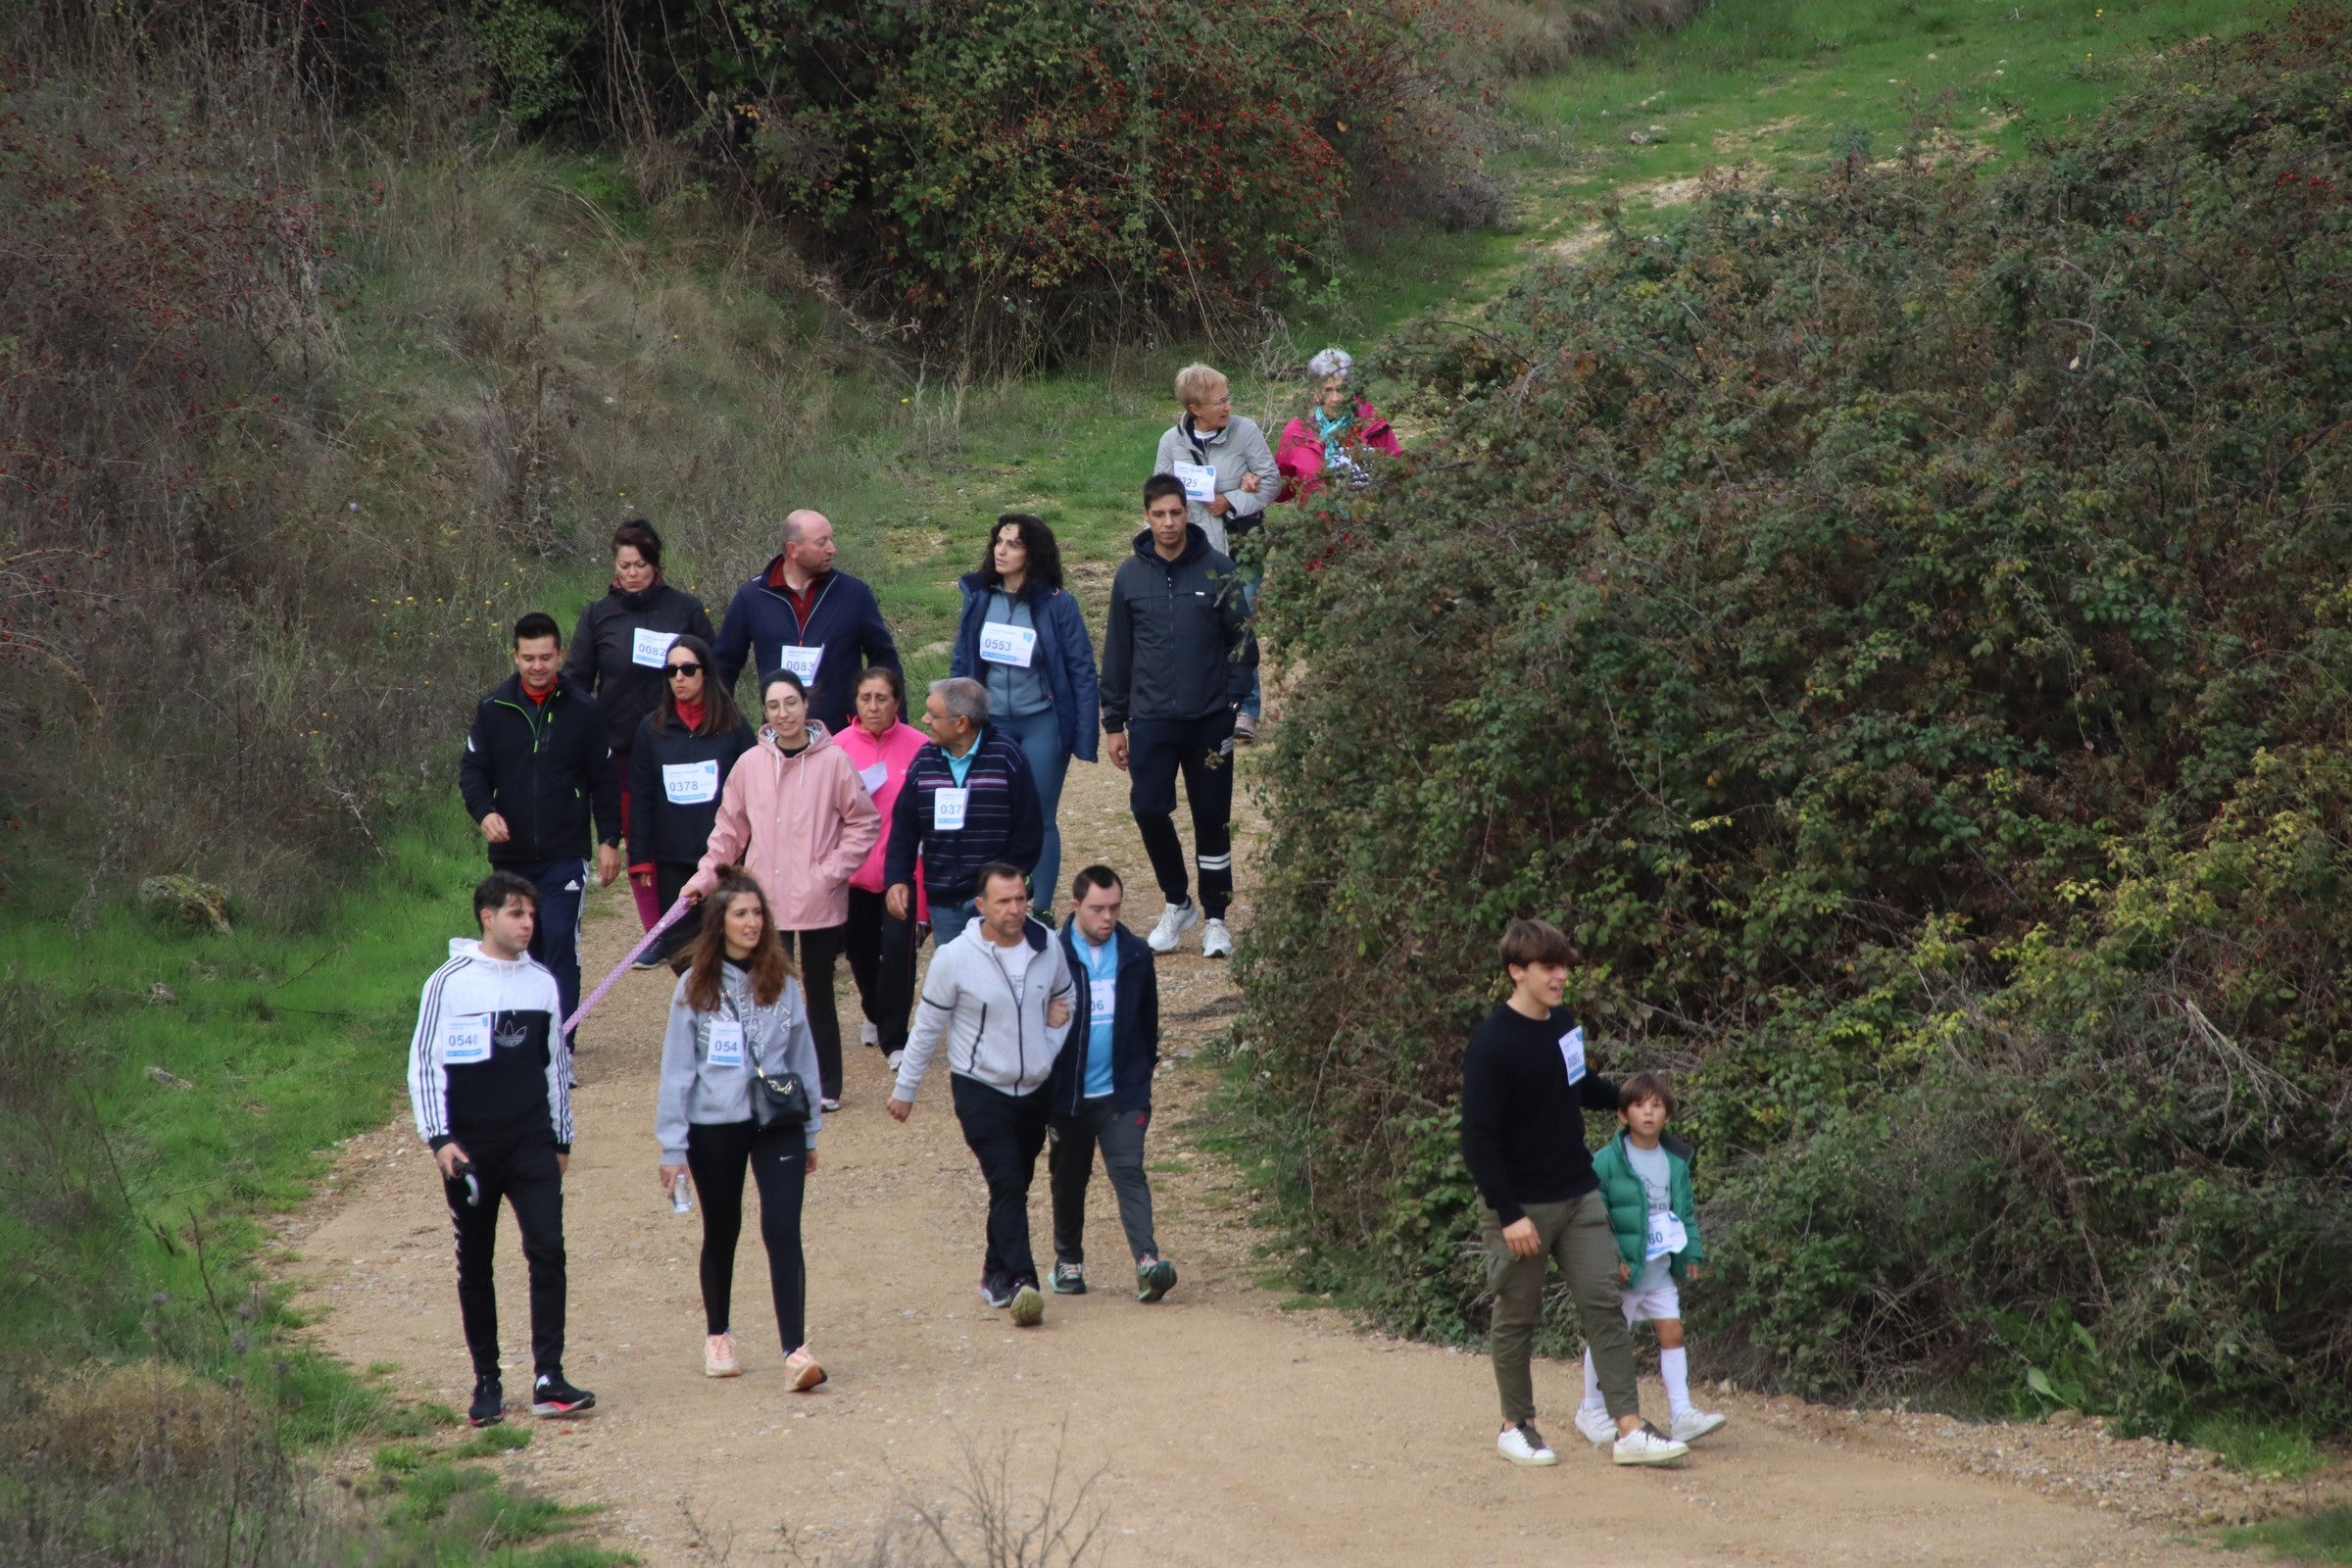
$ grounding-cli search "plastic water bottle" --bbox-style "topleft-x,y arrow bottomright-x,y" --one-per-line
670,1174 -> 692,1214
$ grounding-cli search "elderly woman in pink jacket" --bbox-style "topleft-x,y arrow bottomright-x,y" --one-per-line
686,668 -> 880,1111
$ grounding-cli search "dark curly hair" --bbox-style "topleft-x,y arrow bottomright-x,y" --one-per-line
977,513 -> 1063,592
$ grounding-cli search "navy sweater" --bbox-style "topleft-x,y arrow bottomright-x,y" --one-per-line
881,726 -> 1044,901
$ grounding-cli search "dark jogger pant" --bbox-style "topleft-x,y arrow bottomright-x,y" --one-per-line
950,1074 -> 1053,1287
1049,1098 -> 1158,1265
507,857 -> 586,1048
780,923 -> 850,1100
684,1118 -> 808,1352
1126,710 -> 1236,920
443,1127 -> 567,1381
842,885 -> 916,1054
654,860 -> 706,965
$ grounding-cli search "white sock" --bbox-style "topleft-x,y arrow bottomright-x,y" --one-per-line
1580,1348 -> 1604,1412
1660,1346 -> 1693,1418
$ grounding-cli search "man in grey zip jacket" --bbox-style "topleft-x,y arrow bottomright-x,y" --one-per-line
888,863 -> 1075,1325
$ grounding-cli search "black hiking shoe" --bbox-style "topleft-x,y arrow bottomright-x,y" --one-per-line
466,1375 -> 505,1428
1051,1260 -> 1087,1295
530,1371 -> 596,1417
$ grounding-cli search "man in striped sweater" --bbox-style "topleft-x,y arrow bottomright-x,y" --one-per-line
409,871 -> 595,1429
884,677 -> 1045,947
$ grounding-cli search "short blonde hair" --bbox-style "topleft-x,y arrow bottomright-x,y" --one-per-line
1174,363 -> 1229,409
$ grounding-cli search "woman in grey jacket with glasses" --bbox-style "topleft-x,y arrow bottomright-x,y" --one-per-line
656,872 -> 826,1391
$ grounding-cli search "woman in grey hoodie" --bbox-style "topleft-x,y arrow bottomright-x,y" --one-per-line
656,873 -> 827,1389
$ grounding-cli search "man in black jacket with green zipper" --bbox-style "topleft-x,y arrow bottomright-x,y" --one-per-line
459,612 -> 623,1048
1045,864 -> 1177,1303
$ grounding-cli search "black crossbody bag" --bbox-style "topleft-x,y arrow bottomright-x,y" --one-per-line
735,996 -> 810,1130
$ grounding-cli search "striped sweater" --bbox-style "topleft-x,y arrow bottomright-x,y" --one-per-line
407,939 -> 573,1152
881,724 -> 1044,901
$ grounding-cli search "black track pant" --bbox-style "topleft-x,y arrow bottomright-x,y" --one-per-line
780,923 -> 850,1100
654,861 -> 706,964
684,1118 -> 808,1352
1126,710 -> 1236,919
842,886 -> 916,1054
951,1074 -> 1052,1288
443,1127 -> 566,1381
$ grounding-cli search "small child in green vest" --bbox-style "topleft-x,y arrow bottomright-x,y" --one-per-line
1574,1070 -> 1728,1447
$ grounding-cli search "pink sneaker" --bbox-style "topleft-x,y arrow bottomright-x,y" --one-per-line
783,1346 -> 827,1393
704,1332 -> 740,1378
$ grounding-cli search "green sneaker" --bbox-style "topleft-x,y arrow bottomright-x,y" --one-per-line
1136,1258 -> 1178,1302
1007,1283 -> 1045,1327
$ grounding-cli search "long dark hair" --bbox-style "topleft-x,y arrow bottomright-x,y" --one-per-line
683,873 -> 797,1012
652,634 -> 743,738
977,513 -> 1063,592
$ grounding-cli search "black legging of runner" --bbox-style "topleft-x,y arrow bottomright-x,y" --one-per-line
842,885 -> 915,1054
779,924 -> 849,1101
653,861 -> 707,963
683,1118 -> 807,1351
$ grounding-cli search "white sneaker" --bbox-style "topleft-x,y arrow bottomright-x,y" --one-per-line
885,1050 -> 905,1073
1612,1425 -> 1690,1466
1670,1409 -> 1728,1444
1200,917 -> 1234,958
1573,1404 -> 1616,1447
1495,1422 -> 1558,1466
859,1020 -> 879,1047
1148,901 -> 1200,954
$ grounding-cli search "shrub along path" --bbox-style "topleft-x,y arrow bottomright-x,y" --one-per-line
278,752 -> 2259,1566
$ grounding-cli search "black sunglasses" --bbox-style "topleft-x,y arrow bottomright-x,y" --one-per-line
666,662 -> 704,677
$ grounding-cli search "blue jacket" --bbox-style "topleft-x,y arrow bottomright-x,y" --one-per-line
710,561 -> 901,735
949,574 -> 1102,762
1049,919 -> 1158,1115
881,724 -> 1045,902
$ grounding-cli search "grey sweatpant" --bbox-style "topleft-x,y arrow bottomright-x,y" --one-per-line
1480,1192 -> 1638,1426
1048,1100 -> 1158,1264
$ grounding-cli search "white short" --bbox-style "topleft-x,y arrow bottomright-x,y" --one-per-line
1619,1262 -> 1682,1324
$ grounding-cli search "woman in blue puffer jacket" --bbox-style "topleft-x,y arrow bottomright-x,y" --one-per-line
950,514 -> 1100,919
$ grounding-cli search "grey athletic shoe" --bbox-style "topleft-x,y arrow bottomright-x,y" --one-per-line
1136,1258 -> 1178,1302
1051,1260 -> 1087,1295
1007,1284 -> 1045,1327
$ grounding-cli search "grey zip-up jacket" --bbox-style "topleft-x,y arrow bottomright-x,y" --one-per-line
894,915 -> 1075,1101
1154,414 -> 1280,557
656,961 -> 823,1159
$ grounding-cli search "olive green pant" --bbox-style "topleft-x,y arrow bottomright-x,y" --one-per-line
1481,1192 -> 1638,1426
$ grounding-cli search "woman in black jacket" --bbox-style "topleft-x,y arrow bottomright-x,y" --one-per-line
565,518 -> 716,932
627,634 -> 754,965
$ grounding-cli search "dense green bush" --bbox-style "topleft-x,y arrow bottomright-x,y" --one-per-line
1239,10 -> 2352,1430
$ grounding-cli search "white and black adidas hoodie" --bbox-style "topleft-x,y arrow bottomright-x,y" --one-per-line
408,937 -> 574,1153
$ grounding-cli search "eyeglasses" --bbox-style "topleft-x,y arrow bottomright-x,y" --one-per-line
666,662 -> 704,677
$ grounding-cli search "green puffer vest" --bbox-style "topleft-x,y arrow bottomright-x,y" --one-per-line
1590,1130 -> 1706,1281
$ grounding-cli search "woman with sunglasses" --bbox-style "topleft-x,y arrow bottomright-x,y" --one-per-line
627,634 -> 754,966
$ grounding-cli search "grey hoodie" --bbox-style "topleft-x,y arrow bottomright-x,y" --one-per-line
656,960 -> 823,1160
894,915 -> 1075,1102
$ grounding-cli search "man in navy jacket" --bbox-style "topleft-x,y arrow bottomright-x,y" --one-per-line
884,678 -> 1043,946
711,509 -> 902,734
1046,864 -> 1176,1303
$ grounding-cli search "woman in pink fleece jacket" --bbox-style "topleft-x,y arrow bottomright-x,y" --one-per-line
834,666 -> 929,1072
687,668 -> 879,1109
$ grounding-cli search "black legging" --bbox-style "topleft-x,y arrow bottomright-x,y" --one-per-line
842,886 -> 916,1054
683,1119 -> 808,1351
780,924 -> 849,1100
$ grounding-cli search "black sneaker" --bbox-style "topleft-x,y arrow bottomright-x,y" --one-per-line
978,1272 -> 1015,1309
466,1375 -> 505,1428
1051,1260 -> 1087,1296
530,1371 -> 596,1417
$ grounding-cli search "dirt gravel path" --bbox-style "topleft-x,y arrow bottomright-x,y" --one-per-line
282,753 -> 2243,1567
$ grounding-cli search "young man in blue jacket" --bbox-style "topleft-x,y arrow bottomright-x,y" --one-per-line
1046,865 -> 1177,1303
458,612 -> 623,1048
711,509 -> 902,735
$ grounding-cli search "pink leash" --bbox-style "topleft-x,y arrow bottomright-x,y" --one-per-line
564,896 -> 695,1037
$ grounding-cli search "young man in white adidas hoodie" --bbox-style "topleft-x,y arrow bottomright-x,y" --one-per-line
409,870 -> 595,1429
888,861 -> 1075,1327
